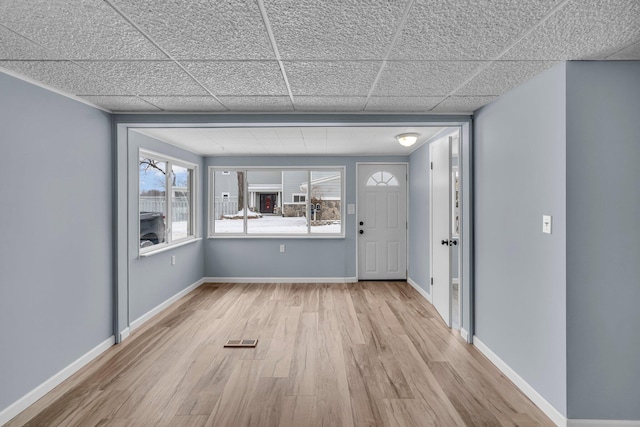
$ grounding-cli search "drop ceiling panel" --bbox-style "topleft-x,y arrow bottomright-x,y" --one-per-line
608,41 -> 640,59
265,0 -> 408,60
79,96 -> 161,112
0,61 -> 129,95
293,97 -> 367,111
109,0 -> 274,60
364,96 -> 443,112
0,26 -> 60,60
502,0 -> 640,60
182,61 -> 288,95
76,61 -> 207,96
285,61 -> 382,96
217,96 -> 293,111
455,61 -> 556,96
391,0 -> 562,60
432,96 -> 498,113
0,0 -> 165,60
373,61 -> 483,97
141,96 -> 226,112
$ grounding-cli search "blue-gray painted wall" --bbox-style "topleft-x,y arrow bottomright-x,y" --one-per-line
565,61 -> 640,420
127,131 -> 205,321
0,73 -> 113,410
204,156 -> 407,279
474,63 -> 568,415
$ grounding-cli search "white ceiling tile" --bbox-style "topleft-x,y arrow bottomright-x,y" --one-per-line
285,61 -> 382,96
455,61 -> 556,96
0,0 -> 165,60
502,0 -> 640,60
109,0 -> 274,60
265,0 -> 409,60
0,25 -> 60,60
182,61 -> 287,95
141,96 -> 226,112
0,60 -> 129,95
76,61 -> 207,96
608,41 -> 640,59
391,0 -> 562,60
364,96 -> 443,112
293,97 -> 367,111
217,96 -> 293,111
79,96 -> 161,112
373,61 -> 483,96
432,96 -> 498,113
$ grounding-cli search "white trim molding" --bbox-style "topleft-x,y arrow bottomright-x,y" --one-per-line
0,336 -> 115,426
473,336 -> 567,427
407,277 -> 433,303
460,328 -> 470,343
130,278 -> 206,332
203,277 -> 357,284
568,421 -> 640,427
120,327 -> 130,342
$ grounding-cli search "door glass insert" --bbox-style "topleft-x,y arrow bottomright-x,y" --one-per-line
366,171 -> 399,186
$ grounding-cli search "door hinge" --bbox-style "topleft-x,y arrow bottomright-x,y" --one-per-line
430,277 -> 433,285
430,162 -> 433,170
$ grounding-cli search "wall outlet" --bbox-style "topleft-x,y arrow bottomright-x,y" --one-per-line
279,244 -> 285,253
171,255 -> 176,265
542,215 -> 552,234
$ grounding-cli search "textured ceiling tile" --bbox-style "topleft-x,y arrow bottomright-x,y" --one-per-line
364,96 -> 442,112
76,61 -> 207,95
109,0 -> 274,60
285,61 -> 382,96
0,25 -> 60,60
502,0 -> 640,60
293,96 -> 367,111
608,41 -> 640,59
182,61 -> 288,95
391,0 -> 562,60
0,0 -> 165,59
455,61 -> 556,96
217,96 -> 293,112
432,96 -> 498,113
79,96 -> 161,112
373,61 -> 483,97
141,96 -> 227,112
0,60 -> 129,95
265,0 -> 408,60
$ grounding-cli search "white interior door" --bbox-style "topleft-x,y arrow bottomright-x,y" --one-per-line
430,137 -> 452,326
357,164 -> 407,280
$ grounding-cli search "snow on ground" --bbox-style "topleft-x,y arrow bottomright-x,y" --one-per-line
214,214 -> 340,234
172,221 -> 188,240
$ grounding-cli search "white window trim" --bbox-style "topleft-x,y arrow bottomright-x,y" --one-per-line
292,193 -> 306,203
139,149 -> 198,256
208,166 -> 345,239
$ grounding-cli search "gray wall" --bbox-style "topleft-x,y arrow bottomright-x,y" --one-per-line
127,131 -> 205,322
0,72 -> 113,410
474,63 -> 568,415
204,156 -> 406,279
566,61 -> 640,420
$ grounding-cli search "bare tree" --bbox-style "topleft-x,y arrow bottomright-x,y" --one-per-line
237,171 -> 245,213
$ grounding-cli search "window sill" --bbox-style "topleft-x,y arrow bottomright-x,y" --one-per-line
207,234 -> 345,239
139,237 -> 202,258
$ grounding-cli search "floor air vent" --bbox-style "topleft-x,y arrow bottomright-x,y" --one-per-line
224,339 -> 258,348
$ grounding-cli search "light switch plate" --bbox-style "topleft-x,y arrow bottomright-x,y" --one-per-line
347,204 -> 355,215
542,215 -> 552,234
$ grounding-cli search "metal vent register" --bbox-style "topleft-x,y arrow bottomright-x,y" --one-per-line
224,339 -> 258,348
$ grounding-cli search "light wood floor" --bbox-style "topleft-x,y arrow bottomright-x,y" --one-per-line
8,282 -> 554,427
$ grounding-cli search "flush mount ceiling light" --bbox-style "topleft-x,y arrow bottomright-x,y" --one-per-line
396,132 -> 420,147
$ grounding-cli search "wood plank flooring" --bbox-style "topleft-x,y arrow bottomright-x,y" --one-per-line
7,282 -> 554,427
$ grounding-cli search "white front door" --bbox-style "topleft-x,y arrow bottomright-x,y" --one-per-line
357,164 -> 407,280
430,137 -> 452,327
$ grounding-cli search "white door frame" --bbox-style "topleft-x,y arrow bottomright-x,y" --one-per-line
356,162 -> 409,281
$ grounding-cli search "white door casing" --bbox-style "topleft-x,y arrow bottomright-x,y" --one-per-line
430,137 -> 452,327
357,163 -> 408,280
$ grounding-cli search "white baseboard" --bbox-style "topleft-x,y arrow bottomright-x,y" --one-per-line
203,277 -> 358,284
406,277 -> 432,303
119,327 -> 130,342
460,328 -> 470,343
130,278 -> 206,332
0,336 -> 115,426
568,420 -> 640,427
473,336 -> 567,427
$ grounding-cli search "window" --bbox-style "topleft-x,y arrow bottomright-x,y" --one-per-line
209,167 -> 344,237
366,170 -> 399,186
139,150 -> 197,253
